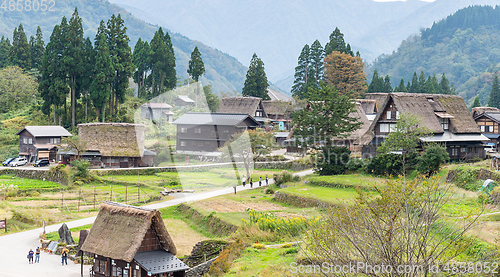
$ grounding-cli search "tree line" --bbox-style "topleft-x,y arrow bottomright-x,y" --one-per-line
368,70 -> 455,95
0,7 -> 216,130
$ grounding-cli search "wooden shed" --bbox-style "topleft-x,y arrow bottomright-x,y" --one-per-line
81,202 -> 189,277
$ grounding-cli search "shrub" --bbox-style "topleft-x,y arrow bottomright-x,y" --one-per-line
273,171 -> 297,186
453,167 -> 482,191
346,158 -> 363,171
252,243 -> 266,249
265,186 -> 275,194
207,238 -> 247,276
364,152 -> 418,176
417,145 -> 449,175
315,146 -> 351,175
243,208 -> 319,237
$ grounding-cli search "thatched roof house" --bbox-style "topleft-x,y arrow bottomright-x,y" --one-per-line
472,106 -> 500,118
81,202 -> 188,277
363,93 -> 488,160
218,97 -> 267,119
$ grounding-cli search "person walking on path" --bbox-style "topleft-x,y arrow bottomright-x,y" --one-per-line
61,247 -> 69,266
259,177 -> 262,187
242,175 -> 246,187
265,175 -> 269,186
27,249 -> 34,264
34,247 -> 40,263
250,178 -> 253,188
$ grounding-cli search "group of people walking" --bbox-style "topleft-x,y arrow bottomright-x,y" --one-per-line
241,174 -> 269,188
27,246 -> 69,265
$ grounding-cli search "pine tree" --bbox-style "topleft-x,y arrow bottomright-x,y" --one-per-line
30,26 -> 45,71
187,46 -> 205,82
242,53 -> 270,100
325,27 -> 348,56
439,73 -> 452,95
471,96 -> 481,109
90,34 -> 113,122
488,73 -> 500,109
409,72 -> 419,93
291,44 -> 310,99
133,38 -> 150,98
309,40 -> 324,84
65,7 -> 85,130
10,23 -> 31,69
383,75 -> 392,93
431,74 -> 440,94
107,14 -> 134,114
367,69 -> 384,93
39,24 -> 67,125
395,78 -> 407,92
79,37 -> 95,123
424,76 -> 437,94
418,71 -> 426,93
0,36 -> 12,68
148,27 -> 176,98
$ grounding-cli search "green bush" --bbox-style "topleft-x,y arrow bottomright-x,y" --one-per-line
417,145 -> 449,175
346,158 -> 363,171
364,152 -> 418,176
273,171 -> 299,185
316,146 -> 350,175
453,167 -> 482,191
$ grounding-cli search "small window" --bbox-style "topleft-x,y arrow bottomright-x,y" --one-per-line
195,128 -> 202,134
180,141 -> 186,147
387,111 -> 392,119
481,125 -> 485,132
180,127 -> 187,133
389,124 -> 396,132
396,111 -> 400,119
440,118 -> 449,130
23,137 -> 28,144
461,147 -> 466,152
256,111 -> 263,117
223,130 -> 229,133
427,97 -> 434,102
380,123 -> 389,133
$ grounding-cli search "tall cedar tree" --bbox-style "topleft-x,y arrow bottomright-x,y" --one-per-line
148,27 -> 176,98
107,14 -> 134,114
395,78 -> 407,92
292,84 -> 361,149
0,36 -> 12,68
30,26 -> 45,71
408,72 -> 419,93
79,37 -> 95,123
133,38 -> 150,98
309,40 -> 324,86
10,24 -> 31,69
65,8 -> 84,130
471,96 -> 481,109
242,53 -> 270,100
39,24 -> 67,125
324,51 -> 367,99
291,44 -> 310,99
90,34 -> 114,122
325,27 -> 354,56
368,69 -> 384,93
187,46 -> 205,82
417,71 -> 426,93
440,73 -> 453,94
488,73 -> 500,109
383,75 -> 392,92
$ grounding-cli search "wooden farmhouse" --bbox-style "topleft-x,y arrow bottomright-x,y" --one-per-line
81,201 -> 189,277
16,126 -> 72,163
60,123 -> 155,168
140,103 -> 174,123
472,107 -> 500,148
173,113 -> 259,153
218,97 -> 269,126
363,93 -> 489,160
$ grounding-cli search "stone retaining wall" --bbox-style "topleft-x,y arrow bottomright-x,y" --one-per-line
0,168 -> 69,185
185,257 -> 217,277
178,204 -> 238,237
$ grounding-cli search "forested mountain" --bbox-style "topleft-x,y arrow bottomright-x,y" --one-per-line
0,0 -> 246,93
110,0 -> 499,93
368,5 -> 500,107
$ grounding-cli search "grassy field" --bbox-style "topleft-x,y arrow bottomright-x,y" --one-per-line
224,246 -> 297,276
279,183 -> 370,205
306,173 -> 387,188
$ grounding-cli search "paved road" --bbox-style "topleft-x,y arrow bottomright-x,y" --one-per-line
0,169 -> 314,277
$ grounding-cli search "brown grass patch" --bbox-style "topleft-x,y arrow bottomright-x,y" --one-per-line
191,199 -> 285,213
469,221 -> 500,245
163,218 -> 209,256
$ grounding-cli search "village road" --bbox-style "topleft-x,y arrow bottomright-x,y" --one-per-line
0,169 -> 314,277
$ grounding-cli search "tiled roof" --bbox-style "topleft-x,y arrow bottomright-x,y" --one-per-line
16,126 -> 72,137
173,113 -> 259,126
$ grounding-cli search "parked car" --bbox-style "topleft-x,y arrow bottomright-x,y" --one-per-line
485,145 -> 497,153
9,157 -> 28,167
33,159 -> 50,167
2,157 -> 15,166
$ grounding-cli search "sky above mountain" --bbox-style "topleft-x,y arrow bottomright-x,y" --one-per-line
110,0 -> 497,92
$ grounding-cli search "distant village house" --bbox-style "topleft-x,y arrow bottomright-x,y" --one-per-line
173,95 -> 195,108
140,103 -> 174,123
16,126 -> 72,163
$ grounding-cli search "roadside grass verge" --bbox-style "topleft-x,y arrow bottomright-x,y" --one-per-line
279,183 -> 370,205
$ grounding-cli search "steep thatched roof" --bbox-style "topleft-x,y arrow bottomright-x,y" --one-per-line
262,100 -> 293,117
366,93 -> 480,135
344,102 -> 373,144
81,202 -> 176,262
472,107 -> 500,118
364,93 -> 389,112
356,99 -> 378,114
78,123 -> 145,157
218,97 -> 266,117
